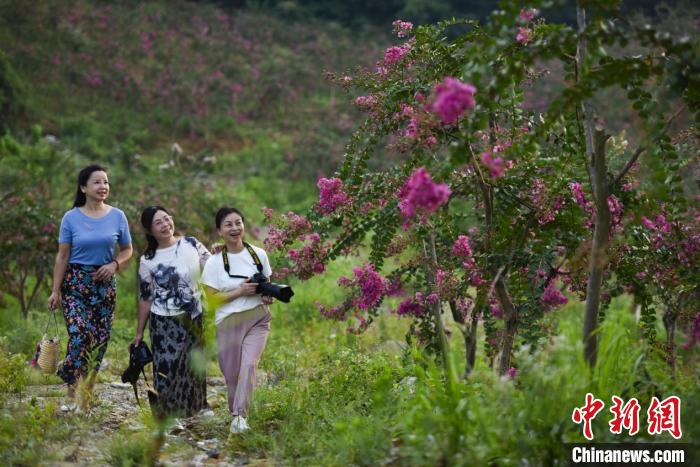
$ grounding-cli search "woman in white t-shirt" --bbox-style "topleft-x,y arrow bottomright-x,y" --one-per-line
132,206 -> 211,417
201,207 -> 273,434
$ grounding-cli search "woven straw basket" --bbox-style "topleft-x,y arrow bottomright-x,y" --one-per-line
38,313 -> 60,374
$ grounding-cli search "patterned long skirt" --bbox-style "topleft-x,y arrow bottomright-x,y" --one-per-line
149,312 -> 207,417
58,263 -> 116,385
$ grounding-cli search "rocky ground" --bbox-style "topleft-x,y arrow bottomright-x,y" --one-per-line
16,374 -> 267,466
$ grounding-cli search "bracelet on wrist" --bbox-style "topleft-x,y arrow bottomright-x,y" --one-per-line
113,259 -> 120,271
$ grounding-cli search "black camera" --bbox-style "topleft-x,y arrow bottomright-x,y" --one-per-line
250,272 -> 294,303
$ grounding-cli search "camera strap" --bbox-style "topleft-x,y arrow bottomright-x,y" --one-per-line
222,242 -> 263,278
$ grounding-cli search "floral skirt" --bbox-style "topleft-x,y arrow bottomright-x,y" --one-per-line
149,312 -> 207,417
58,263 -> 116,385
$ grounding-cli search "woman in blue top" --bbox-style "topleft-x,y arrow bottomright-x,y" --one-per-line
47,164 -> 133,404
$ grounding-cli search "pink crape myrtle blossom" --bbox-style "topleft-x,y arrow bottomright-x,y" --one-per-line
398,167 -> 451,220
354,95 -> 378,111
519,8 -> 538,22
569,181 -> 595,228
396,298 -> 425,317
517,27 -> 533,44
392,19 -> 413,38
383,43 -> 411,67
336,263 -> 388,312
480,151 -> 506,179
317,301 -> 351,321
263,210 -> 312,251
350,263 -> 387,310
430,77 -> 477,125
530,178 -> 565,225
286,233 -> 328,279
453,235 -> 473,258
541,282 -> 568,311
607,195 -> 624,228
316,177 -> 350,215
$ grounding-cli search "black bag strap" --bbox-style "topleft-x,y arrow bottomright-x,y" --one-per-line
222,242 -> 263,278
132,367 -> 153,407
44,310 -> 59,338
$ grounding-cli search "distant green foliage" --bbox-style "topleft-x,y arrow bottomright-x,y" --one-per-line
0,338 -> 28,403
0,130 -> 79,317
0,50 -> 25,132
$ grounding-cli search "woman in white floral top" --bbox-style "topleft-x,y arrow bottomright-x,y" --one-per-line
132,206 -> 211,417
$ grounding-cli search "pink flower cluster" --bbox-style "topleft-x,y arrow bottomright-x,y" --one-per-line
392,19 -> 413,38
519,8 -> 538,22
452,234 -> 483,284
398,167 -> 451,220
639,210 -> 700,267
354,263 -> 387,310
569,182 -> 595,229
395,101 -> 438,149
382,43 -> 412,68
396,298 -> 425,317
354,95 -> 378,111
640,214 -> 671,233
453,234 -> 473,259
541,282 -> 568,311
316,177 -> 350,215
516,27 -> 533,45
480,151 -> 506,179
530,178 -> 565,225
430,77 -> 477,125
607,195 -> 624,228
286,233 -> 328,279
263,210 -> 312,251
338,263 -> 387,311
317,301 -> 351,321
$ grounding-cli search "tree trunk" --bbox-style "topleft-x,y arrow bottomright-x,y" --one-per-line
449,291 -> 482,375
495,279 -> 518,375
468,291 -> 486,373
577,2 -> 611,368
662,306 -> 677,374
425,232 -> 450,374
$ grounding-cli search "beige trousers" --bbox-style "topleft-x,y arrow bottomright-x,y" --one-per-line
216,305 -> 271,416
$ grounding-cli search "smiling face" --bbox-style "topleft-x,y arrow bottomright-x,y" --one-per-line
81,170 -> 109,202
218,212 -> 245,246
150,210 -> 175,244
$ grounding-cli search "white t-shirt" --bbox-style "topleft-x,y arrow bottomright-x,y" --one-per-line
200,244 -> 272,325
138,236 -> 211,317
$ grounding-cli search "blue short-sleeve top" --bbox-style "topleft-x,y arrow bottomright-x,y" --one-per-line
58,207 -> 132,265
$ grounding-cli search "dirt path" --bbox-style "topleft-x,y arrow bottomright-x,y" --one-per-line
20,376 -> 251,466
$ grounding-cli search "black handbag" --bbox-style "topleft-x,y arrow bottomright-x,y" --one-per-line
122,341 -> 158,409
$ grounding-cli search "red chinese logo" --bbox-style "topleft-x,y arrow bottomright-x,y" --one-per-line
572,392 -> 605,440
647,396 -> 682,439
572,394 -> 682,440
609,396 -> 640,436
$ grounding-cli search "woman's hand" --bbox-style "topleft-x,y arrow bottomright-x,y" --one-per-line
48,290 -> 61,311
131,333 -> 143,349
236,279 -> 258,298
262,296 -> 274,305
93,261 -> 118,281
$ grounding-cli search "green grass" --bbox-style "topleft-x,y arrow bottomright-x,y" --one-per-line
1,265 -> 698,465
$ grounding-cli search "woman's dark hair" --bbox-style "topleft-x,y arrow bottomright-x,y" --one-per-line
215,207 -> 245,229
73,164 -> 108,207
141,206 -> 170,260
